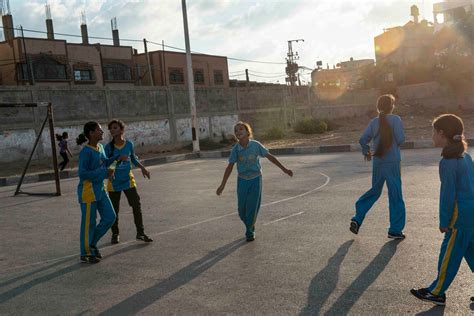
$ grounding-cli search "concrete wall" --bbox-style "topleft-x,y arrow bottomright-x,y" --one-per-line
2,84 -> 472,164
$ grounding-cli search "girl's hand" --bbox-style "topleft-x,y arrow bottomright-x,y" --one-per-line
216,184 -> 225,196
141,167 -> 151,179
364,152 -> 372,161
284,168 -> 293,177
439,227 -> 449,233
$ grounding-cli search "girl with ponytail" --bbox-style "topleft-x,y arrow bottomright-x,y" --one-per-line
350,94 -> 407,239
411,114 -> 474,305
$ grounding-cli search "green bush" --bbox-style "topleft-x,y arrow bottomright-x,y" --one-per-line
263,126 -> 285,140
294,118 -> 328,134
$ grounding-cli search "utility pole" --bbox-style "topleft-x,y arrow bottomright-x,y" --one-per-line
143,38 -> 154,86
20,26 -> 34,85
245,68 -> 249,86
181,0 -> 200,152
285,39 -> 304,86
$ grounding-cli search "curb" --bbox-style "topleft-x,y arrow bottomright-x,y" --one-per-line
0,139 -> 457,187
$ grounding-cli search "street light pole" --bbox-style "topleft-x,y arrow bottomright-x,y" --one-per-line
181,0 -> 200,152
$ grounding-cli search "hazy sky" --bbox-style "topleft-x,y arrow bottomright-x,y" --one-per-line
5,0 -> 439,83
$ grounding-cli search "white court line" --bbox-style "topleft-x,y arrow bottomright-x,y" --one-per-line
1,172 -> 331,273
263,211 -> 305,225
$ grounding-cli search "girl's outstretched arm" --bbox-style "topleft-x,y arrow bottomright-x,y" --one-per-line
265,153 -> 293,177
216,163 -> 235,195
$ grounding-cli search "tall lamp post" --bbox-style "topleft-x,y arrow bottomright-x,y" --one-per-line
181,0 -> 200,152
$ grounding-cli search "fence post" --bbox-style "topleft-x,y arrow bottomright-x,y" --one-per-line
166,87 -> 177,144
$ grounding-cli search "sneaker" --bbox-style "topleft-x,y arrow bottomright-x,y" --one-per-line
350,220 -> 360,235
246,235 -> 255,242
410,288 -> 446,306
388,232 -> 406,240
136,234 -> 153,242
80,256 -> 101,264
91,245 -> 102,259
111,234 -> 120,244
471,296 -> 474,302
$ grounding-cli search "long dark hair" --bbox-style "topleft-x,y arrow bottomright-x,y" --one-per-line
56,131 -> 68,142
433,114 -> 467,159
107,119 -> 126,156
76,121 -> 100,145
374,94 -> 395,157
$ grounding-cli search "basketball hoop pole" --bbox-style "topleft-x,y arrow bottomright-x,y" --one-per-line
48,102 -> 61,196
9,102 -> 61,196
14,110 -> 49,195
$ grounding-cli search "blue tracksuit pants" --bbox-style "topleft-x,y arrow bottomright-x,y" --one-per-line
80,195 -> 116,257
353,161 -> 406,234
428,229 -> 474,296
237,176 -> 262,238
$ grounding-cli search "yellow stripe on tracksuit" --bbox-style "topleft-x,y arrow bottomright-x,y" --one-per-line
431,205 -> 459,295
84,203 -> 92,256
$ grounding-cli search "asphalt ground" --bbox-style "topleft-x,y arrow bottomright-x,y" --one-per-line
0,148 -> 473,315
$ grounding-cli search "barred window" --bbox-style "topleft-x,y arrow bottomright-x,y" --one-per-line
32,55 -> 67,80
103,63 -> 131,81
74,69 -> 93,81
194,69 -> 204,84
169,68 -> 184,84
213,70 -> 224,85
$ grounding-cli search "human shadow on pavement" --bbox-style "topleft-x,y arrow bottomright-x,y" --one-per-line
0,257 -> 75,289
299,240 -> 354,316
415,305 -> 445,315
99,239 -> 246,316
0,243 -> 148,304
324,239 -> 401,315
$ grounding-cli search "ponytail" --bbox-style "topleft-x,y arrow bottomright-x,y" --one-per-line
76,121 -> 100,146
76,133 -> 88,145
374,94 -> 395,157
433,114 -> 467,159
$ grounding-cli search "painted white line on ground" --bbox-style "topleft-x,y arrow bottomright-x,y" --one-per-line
263,211 -> 305,225
2,172 -> 331,273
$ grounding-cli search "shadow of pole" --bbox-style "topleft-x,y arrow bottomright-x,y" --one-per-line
99,239 -> 246,316
299,240 -> 354,316
0,243 -> 148,304
324,239 -> 401,315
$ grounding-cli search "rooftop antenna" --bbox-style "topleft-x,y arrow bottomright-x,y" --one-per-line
111,16 -> 117,30
2,0 -> 11,15
81,10 -> 86,25
45,3 -> 52,19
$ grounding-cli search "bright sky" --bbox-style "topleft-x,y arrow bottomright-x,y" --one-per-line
6,0 -> 439,84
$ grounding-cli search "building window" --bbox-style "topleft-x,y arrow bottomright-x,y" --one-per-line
74,69 -> 93,81
103,63 -> 132,81
169,68 -> 184,84
32,55 -> 67,80
213,70 -> 224,85
194,69 -> 204,84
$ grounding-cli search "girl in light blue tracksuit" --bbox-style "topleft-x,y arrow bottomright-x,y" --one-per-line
216,121 -> 293,242
350,94 -> 407,239
76,121 -> 126,264
411,114 -> 474,306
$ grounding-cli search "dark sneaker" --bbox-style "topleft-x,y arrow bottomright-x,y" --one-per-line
136,234 -> 153,242
246,235 -> 255,242
410,288 -> 446,306
350,220 -> 360,235
388,232 -> 406,240
111,234 -> 120,244
91,245 -> 102,259
80,256 -> 101,264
